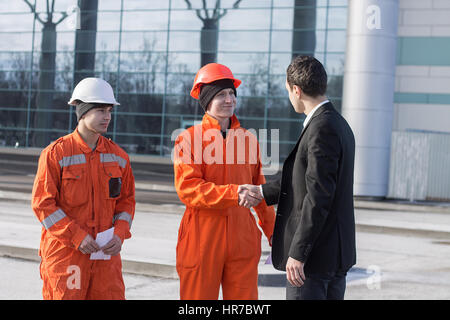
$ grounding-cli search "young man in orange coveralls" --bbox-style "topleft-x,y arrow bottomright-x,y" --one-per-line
173,63 -> 276,300
32,78 -> 135,300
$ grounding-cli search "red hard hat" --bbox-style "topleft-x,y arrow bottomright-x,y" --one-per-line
190,63 -> 241,99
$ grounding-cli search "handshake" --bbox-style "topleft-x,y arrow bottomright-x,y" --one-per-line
238,184 -> 263,209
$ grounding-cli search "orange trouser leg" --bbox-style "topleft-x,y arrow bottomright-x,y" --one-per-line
85,255 -> 125,300
41,249 -> 91,300
222,255 -> 260,300
177,214 -> 227,300
178,264 -> 223,300
41,248 -> 125,300
221,212 -> 261,300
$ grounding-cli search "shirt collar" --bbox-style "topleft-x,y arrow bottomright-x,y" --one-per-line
202,113 -> 240,131
303,99 -> 329,128
73,128 -> 107,153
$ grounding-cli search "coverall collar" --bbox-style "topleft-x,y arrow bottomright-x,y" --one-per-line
72,129 -> 107,153
202,113 -> 241,131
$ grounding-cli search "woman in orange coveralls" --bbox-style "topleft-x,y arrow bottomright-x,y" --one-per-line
173,63 -> 276,300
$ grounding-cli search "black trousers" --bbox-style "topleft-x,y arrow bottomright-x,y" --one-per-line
286,270 -> 348,300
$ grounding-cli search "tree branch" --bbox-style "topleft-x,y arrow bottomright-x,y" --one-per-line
23,0 -> 45,24
233,0 -> 243,9
54,12 -> 68,26
22,0 -> 35,12
202,0 -> 210,19
195,9 -> 205,21
212,0 -> 220,19
217,9 -> 227,19
35,13 -> 46,24
184,0 -> 192,10
47,0 -> 53,23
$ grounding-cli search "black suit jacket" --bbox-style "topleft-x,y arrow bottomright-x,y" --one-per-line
263,102 -> 356,274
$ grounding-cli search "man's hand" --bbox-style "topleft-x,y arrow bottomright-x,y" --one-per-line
238,184 -> 263,208
101,234 -> 123,256
286,257 -> 306,287
79,234 -> 100,255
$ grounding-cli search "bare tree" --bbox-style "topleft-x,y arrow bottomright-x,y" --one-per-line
184,0 -> 243,67
23,0 -> 69,147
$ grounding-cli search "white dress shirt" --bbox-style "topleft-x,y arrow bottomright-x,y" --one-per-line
302,99 -> 329,128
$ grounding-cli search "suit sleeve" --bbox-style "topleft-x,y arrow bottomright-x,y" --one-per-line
288,122 -> 340,263
31,148 -> 88,249
173,132 -> 239,210
252,145 -> 276,242
113,154 -> 136,242
262,178 -> 281,206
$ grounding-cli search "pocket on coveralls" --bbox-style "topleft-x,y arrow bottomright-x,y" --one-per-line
176,213 -> 199,269
102,165 -> 122,199
61,167 -> 87,207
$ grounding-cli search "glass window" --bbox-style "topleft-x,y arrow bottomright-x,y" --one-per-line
270,31 -> 292,53
220,31 -> 270,53
123,0 -> 170,10
97,11 -> 122,31
0,13 -> 34,31
122,11 -> 169,31
96,31 -> 121,51
95,52 -> 119,73
326,30 -> 347,52
220,8 -> 270,29
327,7 -> 347,29
169,31 -> 200,52
169,10 -> 203,30
272,8 -> 294,29
99,0 -> 123,11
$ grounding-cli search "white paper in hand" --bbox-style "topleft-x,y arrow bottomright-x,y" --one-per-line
90,227 -> 114,260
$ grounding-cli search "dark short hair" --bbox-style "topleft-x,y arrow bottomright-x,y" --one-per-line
286,56 -> 327,97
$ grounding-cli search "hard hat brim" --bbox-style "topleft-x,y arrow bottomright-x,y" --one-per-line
68,98 -> 120,106
190,78 -> 241,99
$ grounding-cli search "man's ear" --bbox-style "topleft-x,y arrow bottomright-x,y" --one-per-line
293,84 -> 302,99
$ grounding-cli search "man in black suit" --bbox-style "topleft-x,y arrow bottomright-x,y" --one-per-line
239,56 -> 356,300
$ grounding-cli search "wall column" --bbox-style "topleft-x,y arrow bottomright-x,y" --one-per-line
341,0 -> 399,197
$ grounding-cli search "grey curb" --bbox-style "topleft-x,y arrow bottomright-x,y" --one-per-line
0,244 -> 179,279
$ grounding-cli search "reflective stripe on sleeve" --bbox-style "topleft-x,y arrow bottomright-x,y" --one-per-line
59,154 -> 86,168
41,209 -> 67,230
113,211 -> 132,228
100,153 -> 127,168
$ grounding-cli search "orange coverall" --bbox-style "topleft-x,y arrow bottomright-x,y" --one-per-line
174,113 -> 275,300
31,129 -> 135,300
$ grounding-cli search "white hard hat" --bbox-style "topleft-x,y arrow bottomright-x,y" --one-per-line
68,77 -> 120,106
